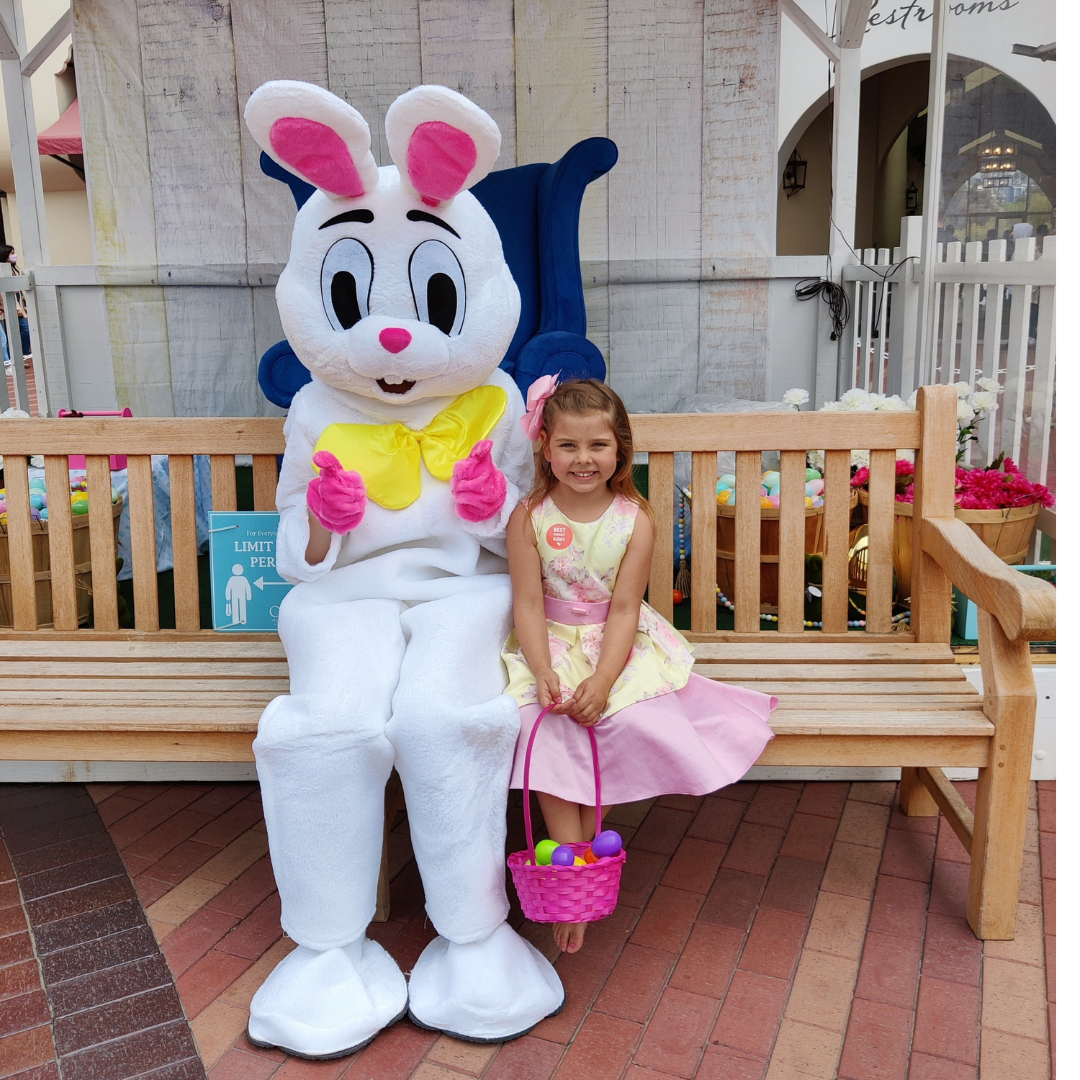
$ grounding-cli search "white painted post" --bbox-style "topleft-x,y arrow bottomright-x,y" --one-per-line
813,25 -> 861,408
890,215 -> 922,399
913,0 -> 948,388
0,0 -> 69,415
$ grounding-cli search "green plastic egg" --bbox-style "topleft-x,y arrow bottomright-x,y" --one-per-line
534,839 -> 559,866
806,468 -> 822,481
71,500 -> 89,516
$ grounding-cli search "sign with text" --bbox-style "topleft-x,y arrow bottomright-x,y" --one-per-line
208,511 -> 293,632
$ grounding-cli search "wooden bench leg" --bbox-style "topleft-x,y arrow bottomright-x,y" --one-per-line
898,767 -> 939,817
966,611 -> 1038,940
374,770 -> 406,923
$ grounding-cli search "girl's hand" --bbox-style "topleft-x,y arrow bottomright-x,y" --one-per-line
567,674 -> 612,727
536,669 -> 563,710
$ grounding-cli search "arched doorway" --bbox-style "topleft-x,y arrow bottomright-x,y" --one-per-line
776,57 -> 1055,255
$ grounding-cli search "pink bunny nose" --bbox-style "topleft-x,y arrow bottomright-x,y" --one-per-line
379,327 -> 412,353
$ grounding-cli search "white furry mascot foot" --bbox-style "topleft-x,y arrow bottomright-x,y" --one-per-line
242,80 -> 564,1056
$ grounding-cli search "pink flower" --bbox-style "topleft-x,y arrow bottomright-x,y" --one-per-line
850,467 -> 870,489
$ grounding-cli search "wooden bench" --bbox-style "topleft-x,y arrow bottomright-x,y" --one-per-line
0,386 -> 1054,939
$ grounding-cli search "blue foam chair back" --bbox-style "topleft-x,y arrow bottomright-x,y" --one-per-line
257,139 -> 617,408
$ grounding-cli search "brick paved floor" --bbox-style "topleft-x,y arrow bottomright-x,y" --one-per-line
4,779 -> 1051,1080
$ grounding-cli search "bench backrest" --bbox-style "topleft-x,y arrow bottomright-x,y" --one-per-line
0,387 -> 957,641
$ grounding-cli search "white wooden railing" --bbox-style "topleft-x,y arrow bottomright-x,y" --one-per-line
839,217 -> 1055,493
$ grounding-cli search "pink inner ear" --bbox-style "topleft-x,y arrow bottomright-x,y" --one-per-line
406,121 -> 477,204
270,117 -> 366,198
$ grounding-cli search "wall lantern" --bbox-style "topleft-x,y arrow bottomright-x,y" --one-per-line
783,148 -> 807,197
905,182 -> 919,212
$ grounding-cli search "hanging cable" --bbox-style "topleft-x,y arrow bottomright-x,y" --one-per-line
795,275 -> 850,340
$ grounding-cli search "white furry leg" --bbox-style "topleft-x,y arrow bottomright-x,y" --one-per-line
407,923 -> 564,1041
248,937 -> 407,1058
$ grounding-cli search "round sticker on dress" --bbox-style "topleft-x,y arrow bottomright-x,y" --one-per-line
546,523 -> 573,550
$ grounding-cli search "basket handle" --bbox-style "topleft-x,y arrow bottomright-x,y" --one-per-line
522,705 -> 603,865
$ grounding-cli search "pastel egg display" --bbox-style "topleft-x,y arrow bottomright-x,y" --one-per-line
591,830 -> 624,859
550,845 -> 576,867
806,478 -> 825,497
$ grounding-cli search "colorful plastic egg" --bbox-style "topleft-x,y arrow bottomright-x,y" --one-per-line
28,478 -> 45,491
806,468 -> 822,481
760,496 -> 772,509
0,501 -> 5,514
716,478 -> 731,492
591,830 -> 624,858
30,508 -> 40,521
39,508 -> 48,522
29,494 -> 44,510
534,839 -> 559,866
71,501 -> 89,516
583,848 -> 600,864
767,495 -> 780,508
806,478 -> 825,497
716,489 -> 730,505
726,490 -> 736,506
762,471 -> 780,487
111,487 -> 120,503
719,474 -> 736,489
551,845 -> 576,867
573,856 -> 587,866
673,589 -> 684,605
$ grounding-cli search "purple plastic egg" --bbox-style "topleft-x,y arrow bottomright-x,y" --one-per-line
591,830 -> 623,858
550,845 -> 576,867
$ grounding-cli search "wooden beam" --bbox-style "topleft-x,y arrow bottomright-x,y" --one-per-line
779,0 -> 838,61
917,766 -> 974,854
21,6 -> 71,78
838,0 -> 874,49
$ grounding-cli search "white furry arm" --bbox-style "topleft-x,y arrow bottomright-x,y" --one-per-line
274,406 -> 342,583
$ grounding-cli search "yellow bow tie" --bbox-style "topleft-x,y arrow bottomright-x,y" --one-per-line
313,385 -> 508,510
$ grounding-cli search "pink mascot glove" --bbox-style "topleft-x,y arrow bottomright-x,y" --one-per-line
451,439 -> 507,523
307,451 -> 367,534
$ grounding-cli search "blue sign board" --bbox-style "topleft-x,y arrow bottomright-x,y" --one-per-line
208,511 -> 293,632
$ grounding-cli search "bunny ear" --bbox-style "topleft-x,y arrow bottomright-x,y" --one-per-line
245,80 -> 380,200
385,85 -> 501,207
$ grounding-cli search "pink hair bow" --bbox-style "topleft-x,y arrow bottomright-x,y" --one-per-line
520,374 -> 559,441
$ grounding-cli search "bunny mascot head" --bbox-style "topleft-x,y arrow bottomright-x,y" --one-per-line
243,82 -> 562,1057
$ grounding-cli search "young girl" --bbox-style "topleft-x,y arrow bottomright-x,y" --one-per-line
502,378 -> 777,954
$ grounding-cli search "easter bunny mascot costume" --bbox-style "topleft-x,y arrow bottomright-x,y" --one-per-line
243,81 -> 564,1057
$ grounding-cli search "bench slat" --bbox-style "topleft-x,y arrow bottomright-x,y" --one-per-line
86,455 -> 119,631
690,642 -> 955,662
691,451 -> 717,633
211,456 -> 238,512
821,451 -> 850,634
169,455 -> 201,632
734,451 -> 760,632
0,639 -> 286,659
44,455 -> 78,631
692,662 -> 968,681
0,677 -> 289,692
778,450 -> 804,634
866,449 -> 896,632
253,455 -> 279,512
127,454 -> 159,631
0,661 -> 288,677
4,455 -> 36,630
648,452 -> 674,623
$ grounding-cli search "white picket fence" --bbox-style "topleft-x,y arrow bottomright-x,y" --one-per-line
839,217 -> 1056,494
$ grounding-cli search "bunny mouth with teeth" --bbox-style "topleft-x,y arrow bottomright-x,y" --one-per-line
376,378 -> 416,395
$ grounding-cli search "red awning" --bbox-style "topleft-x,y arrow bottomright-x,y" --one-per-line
37,98 -> 82,156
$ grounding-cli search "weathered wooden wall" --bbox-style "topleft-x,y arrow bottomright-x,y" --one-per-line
72,0 -> 781,416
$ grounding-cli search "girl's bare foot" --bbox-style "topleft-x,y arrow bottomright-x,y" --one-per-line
553,921 -> 587,954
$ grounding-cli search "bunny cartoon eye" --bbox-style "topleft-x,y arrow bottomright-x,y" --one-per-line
321,238 -> 374,331
409,240 -> 466,337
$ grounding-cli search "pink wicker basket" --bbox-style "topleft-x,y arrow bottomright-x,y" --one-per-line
507,706 -> 626,923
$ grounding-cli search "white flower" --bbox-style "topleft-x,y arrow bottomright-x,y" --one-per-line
840,388 -> 872,410
808,449 -> 825,472
29,455 -> 43,468
957,399 -> 976,423
907,391 -> 919,409
878,395 -> 912,412
952,381 -> 971,398
970,391 -> 999,413
851,449 -> 870,469
821,400 -> 842,412
1,407 -> 29,419
976,377 -> 1003,394
782,388 -> 810,407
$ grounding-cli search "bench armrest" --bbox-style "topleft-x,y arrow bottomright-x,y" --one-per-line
921,516 -> 1056,642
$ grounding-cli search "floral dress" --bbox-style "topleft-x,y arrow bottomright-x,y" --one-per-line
503,495 -> 777,806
